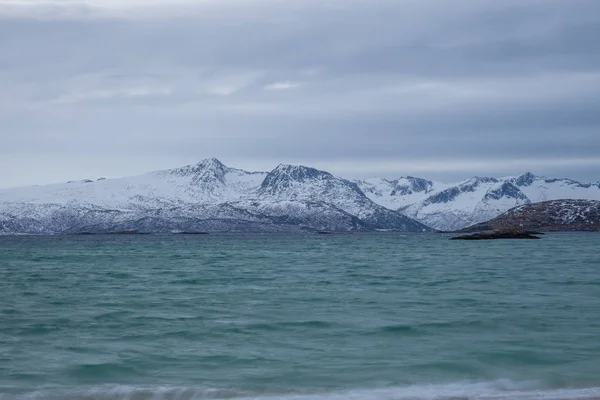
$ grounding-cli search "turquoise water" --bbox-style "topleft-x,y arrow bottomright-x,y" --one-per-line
1,233 -> 599,400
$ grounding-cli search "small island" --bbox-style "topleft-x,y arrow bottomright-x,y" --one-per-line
172,231 -> 210,235
451,229 -> 542,240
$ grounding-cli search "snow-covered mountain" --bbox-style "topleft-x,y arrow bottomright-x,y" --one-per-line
356,176 -> 446,211
0,159 -> 429,234
356,172 -> 600,231
1,159 -> 598,234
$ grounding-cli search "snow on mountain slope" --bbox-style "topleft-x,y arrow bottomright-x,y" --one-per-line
256,164 -> 429,231
355,177 -> 448,211
359,173 -> 600,231
0,159 -> 430,234
509,172 -> 600,202
260,164 -> 373,218
0,158 -> 266,209
401,178 -> 530,231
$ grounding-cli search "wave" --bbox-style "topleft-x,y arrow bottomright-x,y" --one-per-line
362,319 -> 503,337
243,320 -> 335,330
5,381 -> 600,400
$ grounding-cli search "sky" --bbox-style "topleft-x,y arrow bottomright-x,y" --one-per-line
1,0 -> 600,188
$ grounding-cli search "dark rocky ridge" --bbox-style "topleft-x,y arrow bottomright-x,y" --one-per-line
484,182 -> 529,202
451,229 -> 542,240
390,177 -> 434,196
422,177 -> 502,206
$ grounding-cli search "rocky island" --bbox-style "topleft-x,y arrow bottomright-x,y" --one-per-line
451,229 -> 542,240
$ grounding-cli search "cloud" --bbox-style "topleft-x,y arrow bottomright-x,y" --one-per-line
264,81 -> 302,91
0,0 -> 599,188
55,86 -> 172,103
203,71 -> 263,96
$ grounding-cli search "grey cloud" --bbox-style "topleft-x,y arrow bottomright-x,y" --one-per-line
0,0 -> 599,188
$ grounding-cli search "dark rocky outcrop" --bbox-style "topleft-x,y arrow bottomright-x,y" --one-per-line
389,177 -> 434,196
451,230 -> 542,240
172,231 -> 210,235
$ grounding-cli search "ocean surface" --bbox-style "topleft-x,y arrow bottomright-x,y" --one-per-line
1,233 -> 599,400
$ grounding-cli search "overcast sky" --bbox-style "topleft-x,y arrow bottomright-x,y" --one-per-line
1,0 -> 599,188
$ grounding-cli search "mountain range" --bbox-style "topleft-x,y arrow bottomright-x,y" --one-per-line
356,172 -> 600,231
0,159 -> 428,234
1,158 -> 599,234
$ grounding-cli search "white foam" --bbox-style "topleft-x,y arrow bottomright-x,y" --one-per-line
5,381 -> 600,400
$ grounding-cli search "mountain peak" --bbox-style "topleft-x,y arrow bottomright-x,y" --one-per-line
386,176 -> 434,196
269,164 -> 333,181
512,172 -> 593,189
513,172 -> 537,187
196,157 -> 227,169
483,181 -> 529,201
259,164 -> 363,199
458,176 -> 498,193
403,176 -> 434,191
466,176 -> 498,184
168,158 -> 229,185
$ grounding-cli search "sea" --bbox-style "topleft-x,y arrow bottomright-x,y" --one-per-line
1,232 -> 599,400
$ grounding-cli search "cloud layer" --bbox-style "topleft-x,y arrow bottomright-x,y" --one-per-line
1,0 -> 599,187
